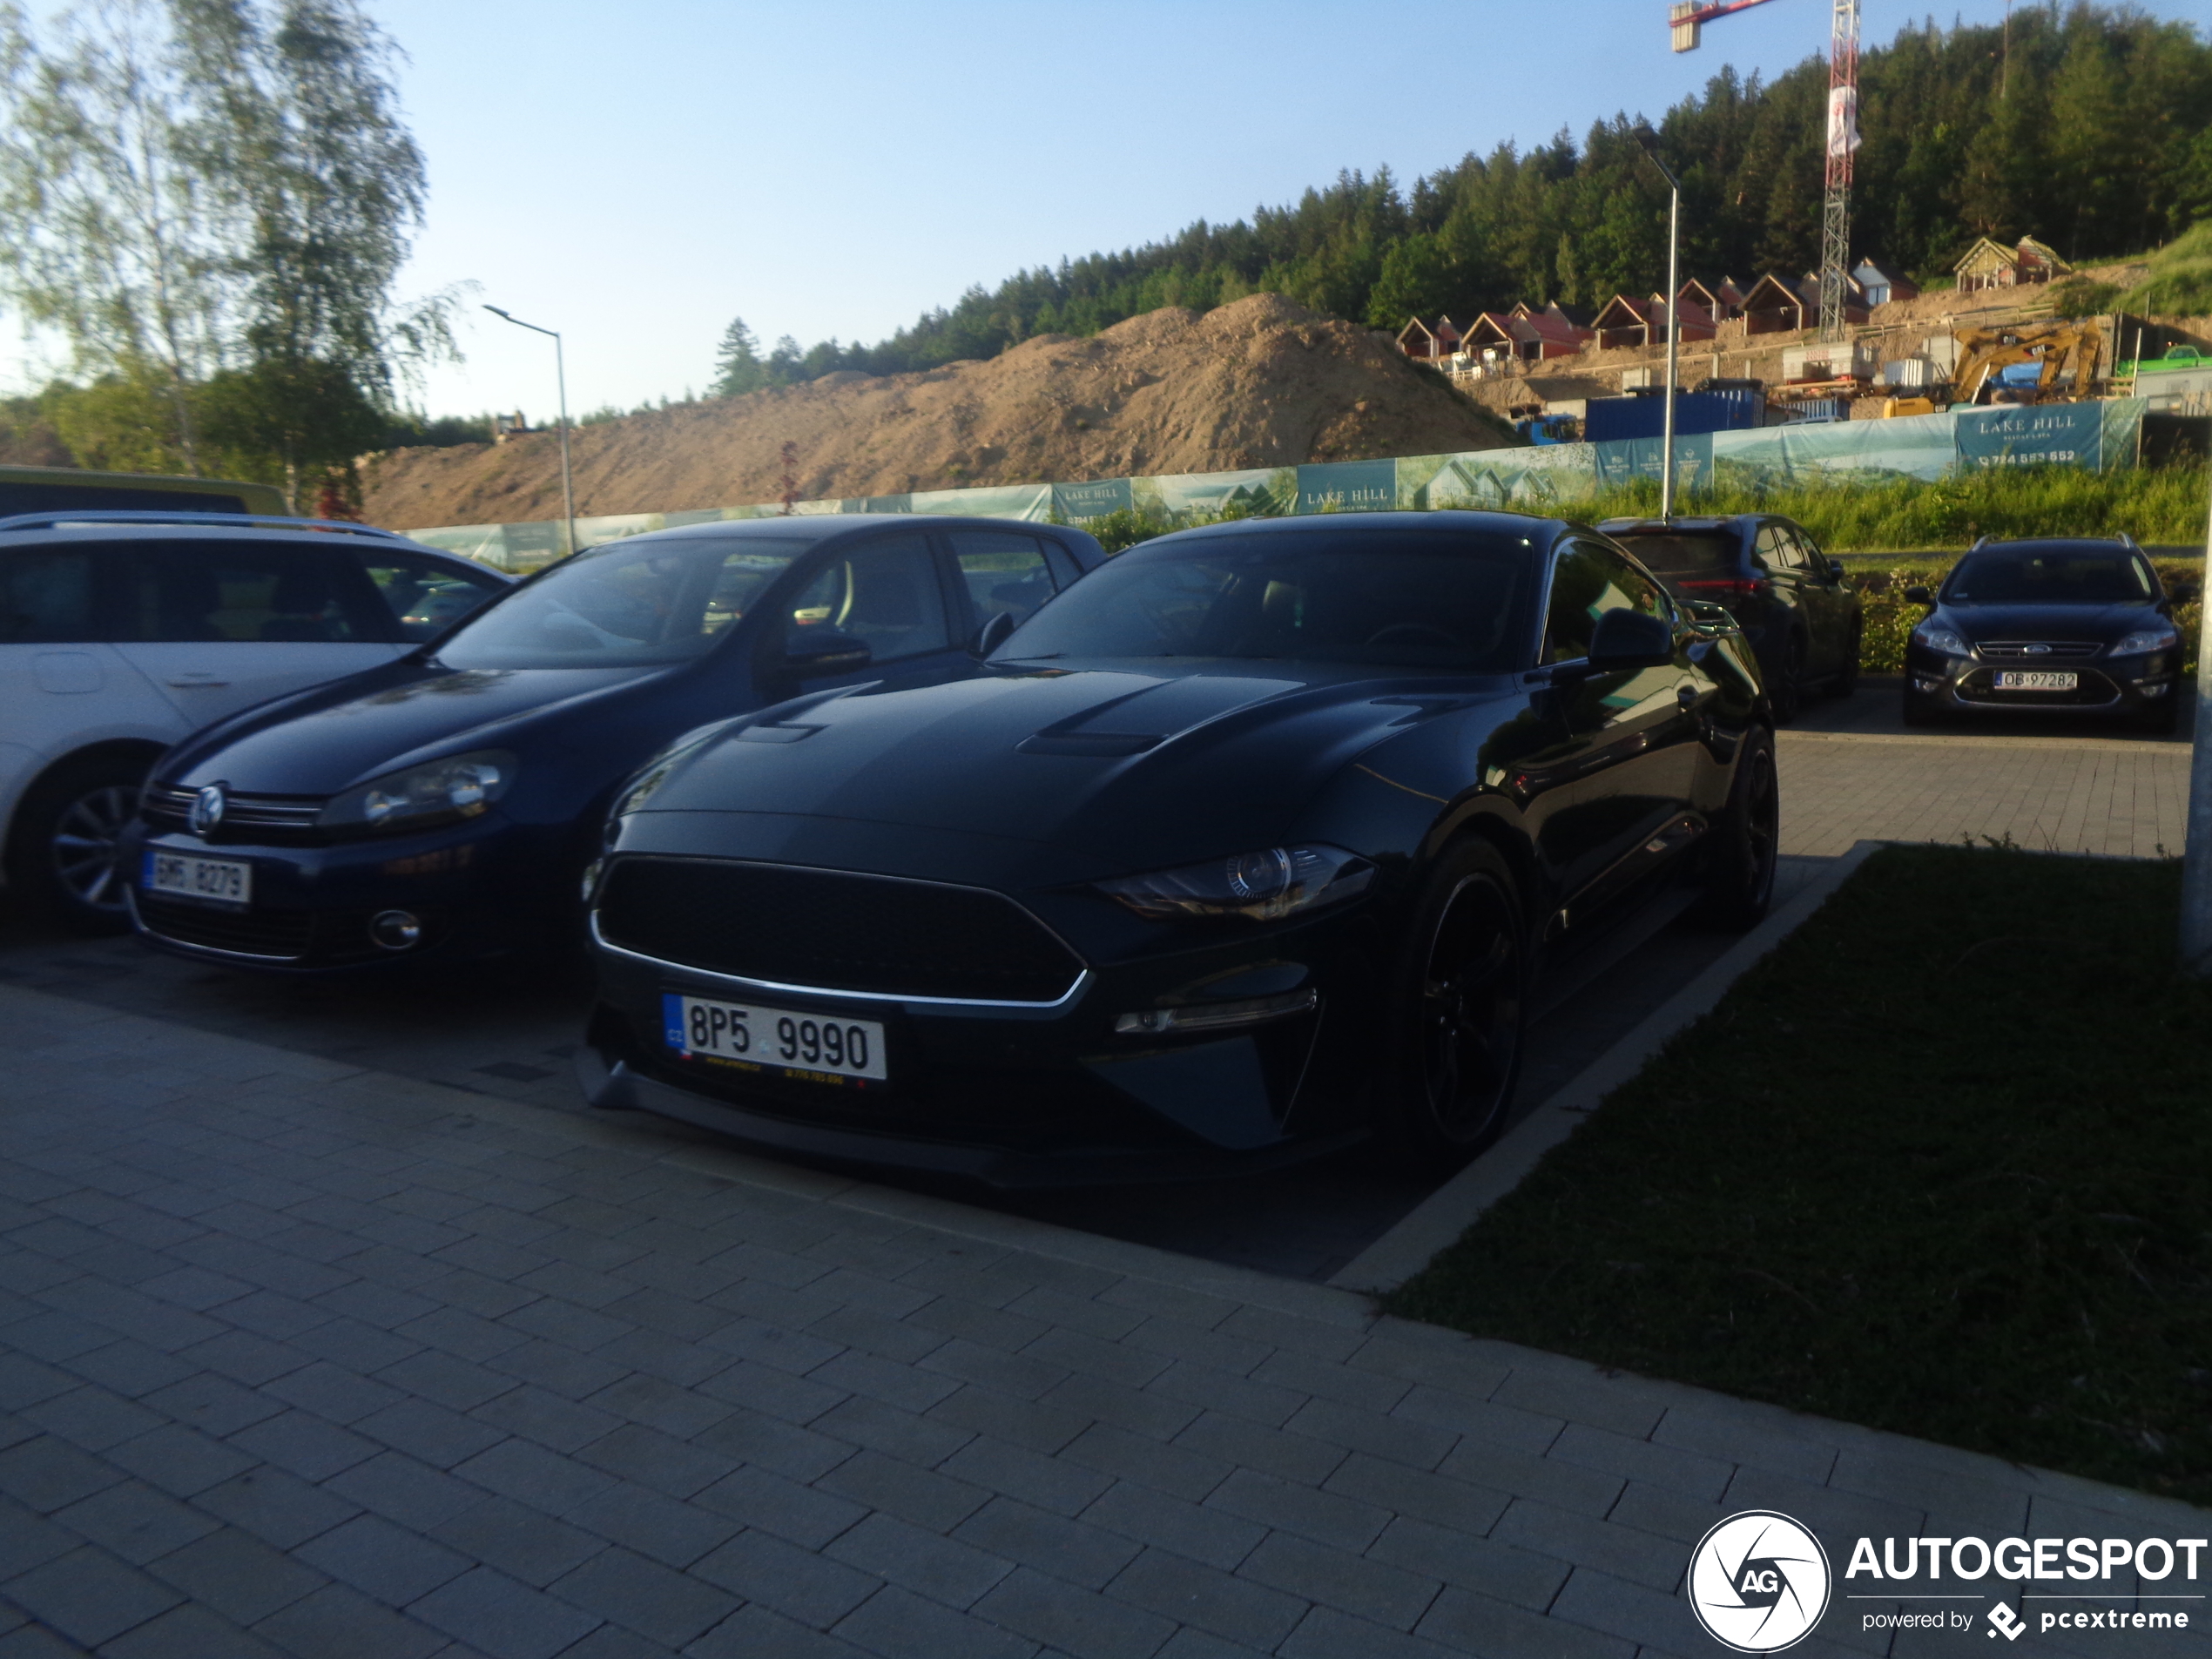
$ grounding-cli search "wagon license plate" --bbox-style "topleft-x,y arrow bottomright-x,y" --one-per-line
143,850 -> 252,906
1993,671 -> 2078,691
663,993 -> 887,1084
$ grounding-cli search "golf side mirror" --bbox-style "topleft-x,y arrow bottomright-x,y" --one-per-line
1904,584 -> 1934,606
781,629 -> 871,676
1587,607 -> 1676,671
974,610 -> 1016,657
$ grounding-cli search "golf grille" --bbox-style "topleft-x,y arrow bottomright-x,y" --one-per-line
137,894 -> 314,960
596,857 -> 1084,1003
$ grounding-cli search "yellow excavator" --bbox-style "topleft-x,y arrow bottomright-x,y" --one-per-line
1942,320 -> 2105,406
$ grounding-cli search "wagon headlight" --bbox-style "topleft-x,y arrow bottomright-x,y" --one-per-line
318,750 -> 516,833
2111,627 -> 2178,657
1912,624 -> 1971,658
1097,844 -> 1374,921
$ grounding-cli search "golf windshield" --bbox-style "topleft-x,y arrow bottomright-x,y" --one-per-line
1943,549 -> 2155,605
995,528 -> 1533,670
435,536 -> 813,668
1612,531 -> 1737,577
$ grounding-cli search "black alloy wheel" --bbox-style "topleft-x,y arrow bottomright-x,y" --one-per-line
5,755 -> 149,934
1768,634 -> 1805,723
1696,725 -> 1778,931
1383,839 -> 1528,1168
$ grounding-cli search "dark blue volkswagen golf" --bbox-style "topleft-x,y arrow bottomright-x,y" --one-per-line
119,516 -> 1103,971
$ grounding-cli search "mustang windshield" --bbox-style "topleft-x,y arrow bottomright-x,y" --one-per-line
997,528 -> 1533,670
1943,549 -> 2154,605
435,536 -> 813,669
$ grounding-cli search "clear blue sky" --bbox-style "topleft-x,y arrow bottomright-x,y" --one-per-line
15,1 -> 2212,420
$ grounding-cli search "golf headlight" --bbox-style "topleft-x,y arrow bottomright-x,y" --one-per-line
1097,844 -> 1374,921
2111,627 -> 2178,656
319,750 -> 516,833
1912,624 -> 1971,658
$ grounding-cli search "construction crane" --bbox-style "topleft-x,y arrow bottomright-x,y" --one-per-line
1669,0 -> 1861,342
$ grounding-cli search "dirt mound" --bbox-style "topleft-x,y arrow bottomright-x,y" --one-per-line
362,293 -> 1514,529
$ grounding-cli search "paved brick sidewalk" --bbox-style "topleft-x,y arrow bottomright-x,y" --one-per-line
0,986 -> 2202,1659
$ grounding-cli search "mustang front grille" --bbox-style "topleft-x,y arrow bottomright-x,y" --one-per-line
596,857 -> 1085,1003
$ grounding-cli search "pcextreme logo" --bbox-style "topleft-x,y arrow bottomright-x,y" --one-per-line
1685,1514 -> 2209,1649
1688,1511 -> 1832,1652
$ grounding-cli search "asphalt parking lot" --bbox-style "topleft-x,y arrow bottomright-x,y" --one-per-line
1,676 -> 2192,1286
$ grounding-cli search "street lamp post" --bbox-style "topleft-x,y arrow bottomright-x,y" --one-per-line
484,305 -> 577,557
1633,128 -> 1684,521
2179,480 -> 2212,975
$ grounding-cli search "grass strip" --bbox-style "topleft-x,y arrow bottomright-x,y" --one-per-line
1386,846 -> 2212,1505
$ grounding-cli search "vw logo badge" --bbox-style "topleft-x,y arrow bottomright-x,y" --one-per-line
1687,1510 -> 1831,1652
188,785 -> 227,838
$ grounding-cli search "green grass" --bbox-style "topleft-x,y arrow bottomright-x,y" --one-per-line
2121,222 -> 2212,319
1387,846 -> 2212,1506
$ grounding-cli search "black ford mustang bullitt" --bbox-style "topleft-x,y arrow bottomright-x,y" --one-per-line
577,512 -> 1780,1184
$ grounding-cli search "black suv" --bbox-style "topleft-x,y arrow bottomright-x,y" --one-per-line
1598,515 -> 1862,718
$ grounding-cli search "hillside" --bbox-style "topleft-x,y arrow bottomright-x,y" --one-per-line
362,295 -> 1512,529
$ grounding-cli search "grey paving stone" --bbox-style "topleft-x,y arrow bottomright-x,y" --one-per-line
325,1450 -> 485,1531
905,1297 -> 1055,1359
1250,1352 -> 1410,1416
99,1601 -> 288,1659
548,1544 -> 738,1647
829,1581 -> 1039,1659
1720,1465 -> 1923,1543
485,1339 -> 630,1402
407,1563 -> 604,1659
1277,1603 -> 1473,1659
377,1350 -> 518,1414
1082,1481 -> 1264,1574
1147,1360 -> 1306,1431
691,1406 -> 855,1485
685,1602 -> 874,1659
172,1331 -> 311,1388
1058,1425 -> 1231,1506
1323,1450 -> 1510,1537
227,1407 -> 381,1481
581,1373 -> 732,1440
351,1398 -> 508,1470
827,1511 -> 1013,1609
547,1625 -> 680,1659
1035,1374 -> 1198,1444
1414,1584 -> 1640,1659
3,1542 -> 182,1647
18,1385 -> 164,1453
815,1449 -> 991,1534
811,1352 -> 962,1421
294,1512 -> 472,1604
260,1362 -> 405,1427
563,1480 -> 736,1569
1547,1566 -> 1704,1653
0,1434 -> 126,1512
808,1307 -> 951,1369
428,1494 -> 605,1588
1390,1385 -> 1563,1458
469,1384 -> 622,1455
954,1497 -> 1143,1593
1207,1468 -> 1390,1553
692,1527 -> 882,1627
1367,1514 -> 1573,1610
451,1438 -> 616,1515
1022,1330 -> 1170,1393
574,1423 -> 734,1500
692,1354 -> 847,1425
1240,1529 -> 1442,1630
145,1525 -> 327,1623
192,1464 -> 358,1548
1438,1434 -> 1625,1518
1494,1498 -> 1689,1594
916,1339 -> 1070,1406
940,1435 -> 1113,1519
1546,1423 -> 1734,1503
103,1426 -> 256,1500
62,1339 -> 198,1401
972,1563 -> 1177,1659
927,1384 -> 1090,1457
1175,1412 -> 1348,1488
1107,1545 -> 1307,1650
0,1494 -> 84,1580
52,1479 -> 219,1566
693,1465 -> 867,1550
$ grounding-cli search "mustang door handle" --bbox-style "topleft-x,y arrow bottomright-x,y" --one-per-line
165,674 -> 230,688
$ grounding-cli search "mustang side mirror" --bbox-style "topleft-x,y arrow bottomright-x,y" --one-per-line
1586,607 -> 1676,671
781,629 -> 871,676
1826,557 -> 1846,582
974,610 -> 1016,657
1904,584 -> 1934,606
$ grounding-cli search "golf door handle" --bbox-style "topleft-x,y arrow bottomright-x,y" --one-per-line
165,674 -> 229,688
1676,683 -> 1701,707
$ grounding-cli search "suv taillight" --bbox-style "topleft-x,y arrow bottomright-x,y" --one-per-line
1676,577 -> 1768,598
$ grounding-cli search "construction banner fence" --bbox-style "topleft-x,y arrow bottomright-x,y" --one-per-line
412,398 -> 2148,572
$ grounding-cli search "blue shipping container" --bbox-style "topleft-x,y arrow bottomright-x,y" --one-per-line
1581,389 -> 1764,444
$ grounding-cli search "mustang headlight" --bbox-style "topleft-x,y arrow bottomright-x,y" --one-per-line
318,750 -> 516,833
1097,844 -> 1374,922
1912,624 -> 1971,658
2111,627 -> 2179,657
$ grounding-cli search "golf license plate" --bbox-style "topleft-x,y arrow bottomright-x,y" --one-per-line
143,850 -> 252,906
1993,671 -> 2078,691
663,993 -> 887,1085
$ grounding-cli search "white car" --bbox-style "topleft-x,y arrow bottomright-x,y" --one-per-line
1,511 -> 510,930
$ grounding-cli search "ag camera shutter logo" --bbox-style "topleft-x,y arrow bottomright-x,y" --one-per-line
1689,1510 -> 1831,1652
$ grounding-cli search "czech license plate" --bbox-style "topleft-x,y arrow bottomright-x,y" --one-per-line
143,850 -> 252,906
663,993 -> 887,1085
1993,671 -> 2078,691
